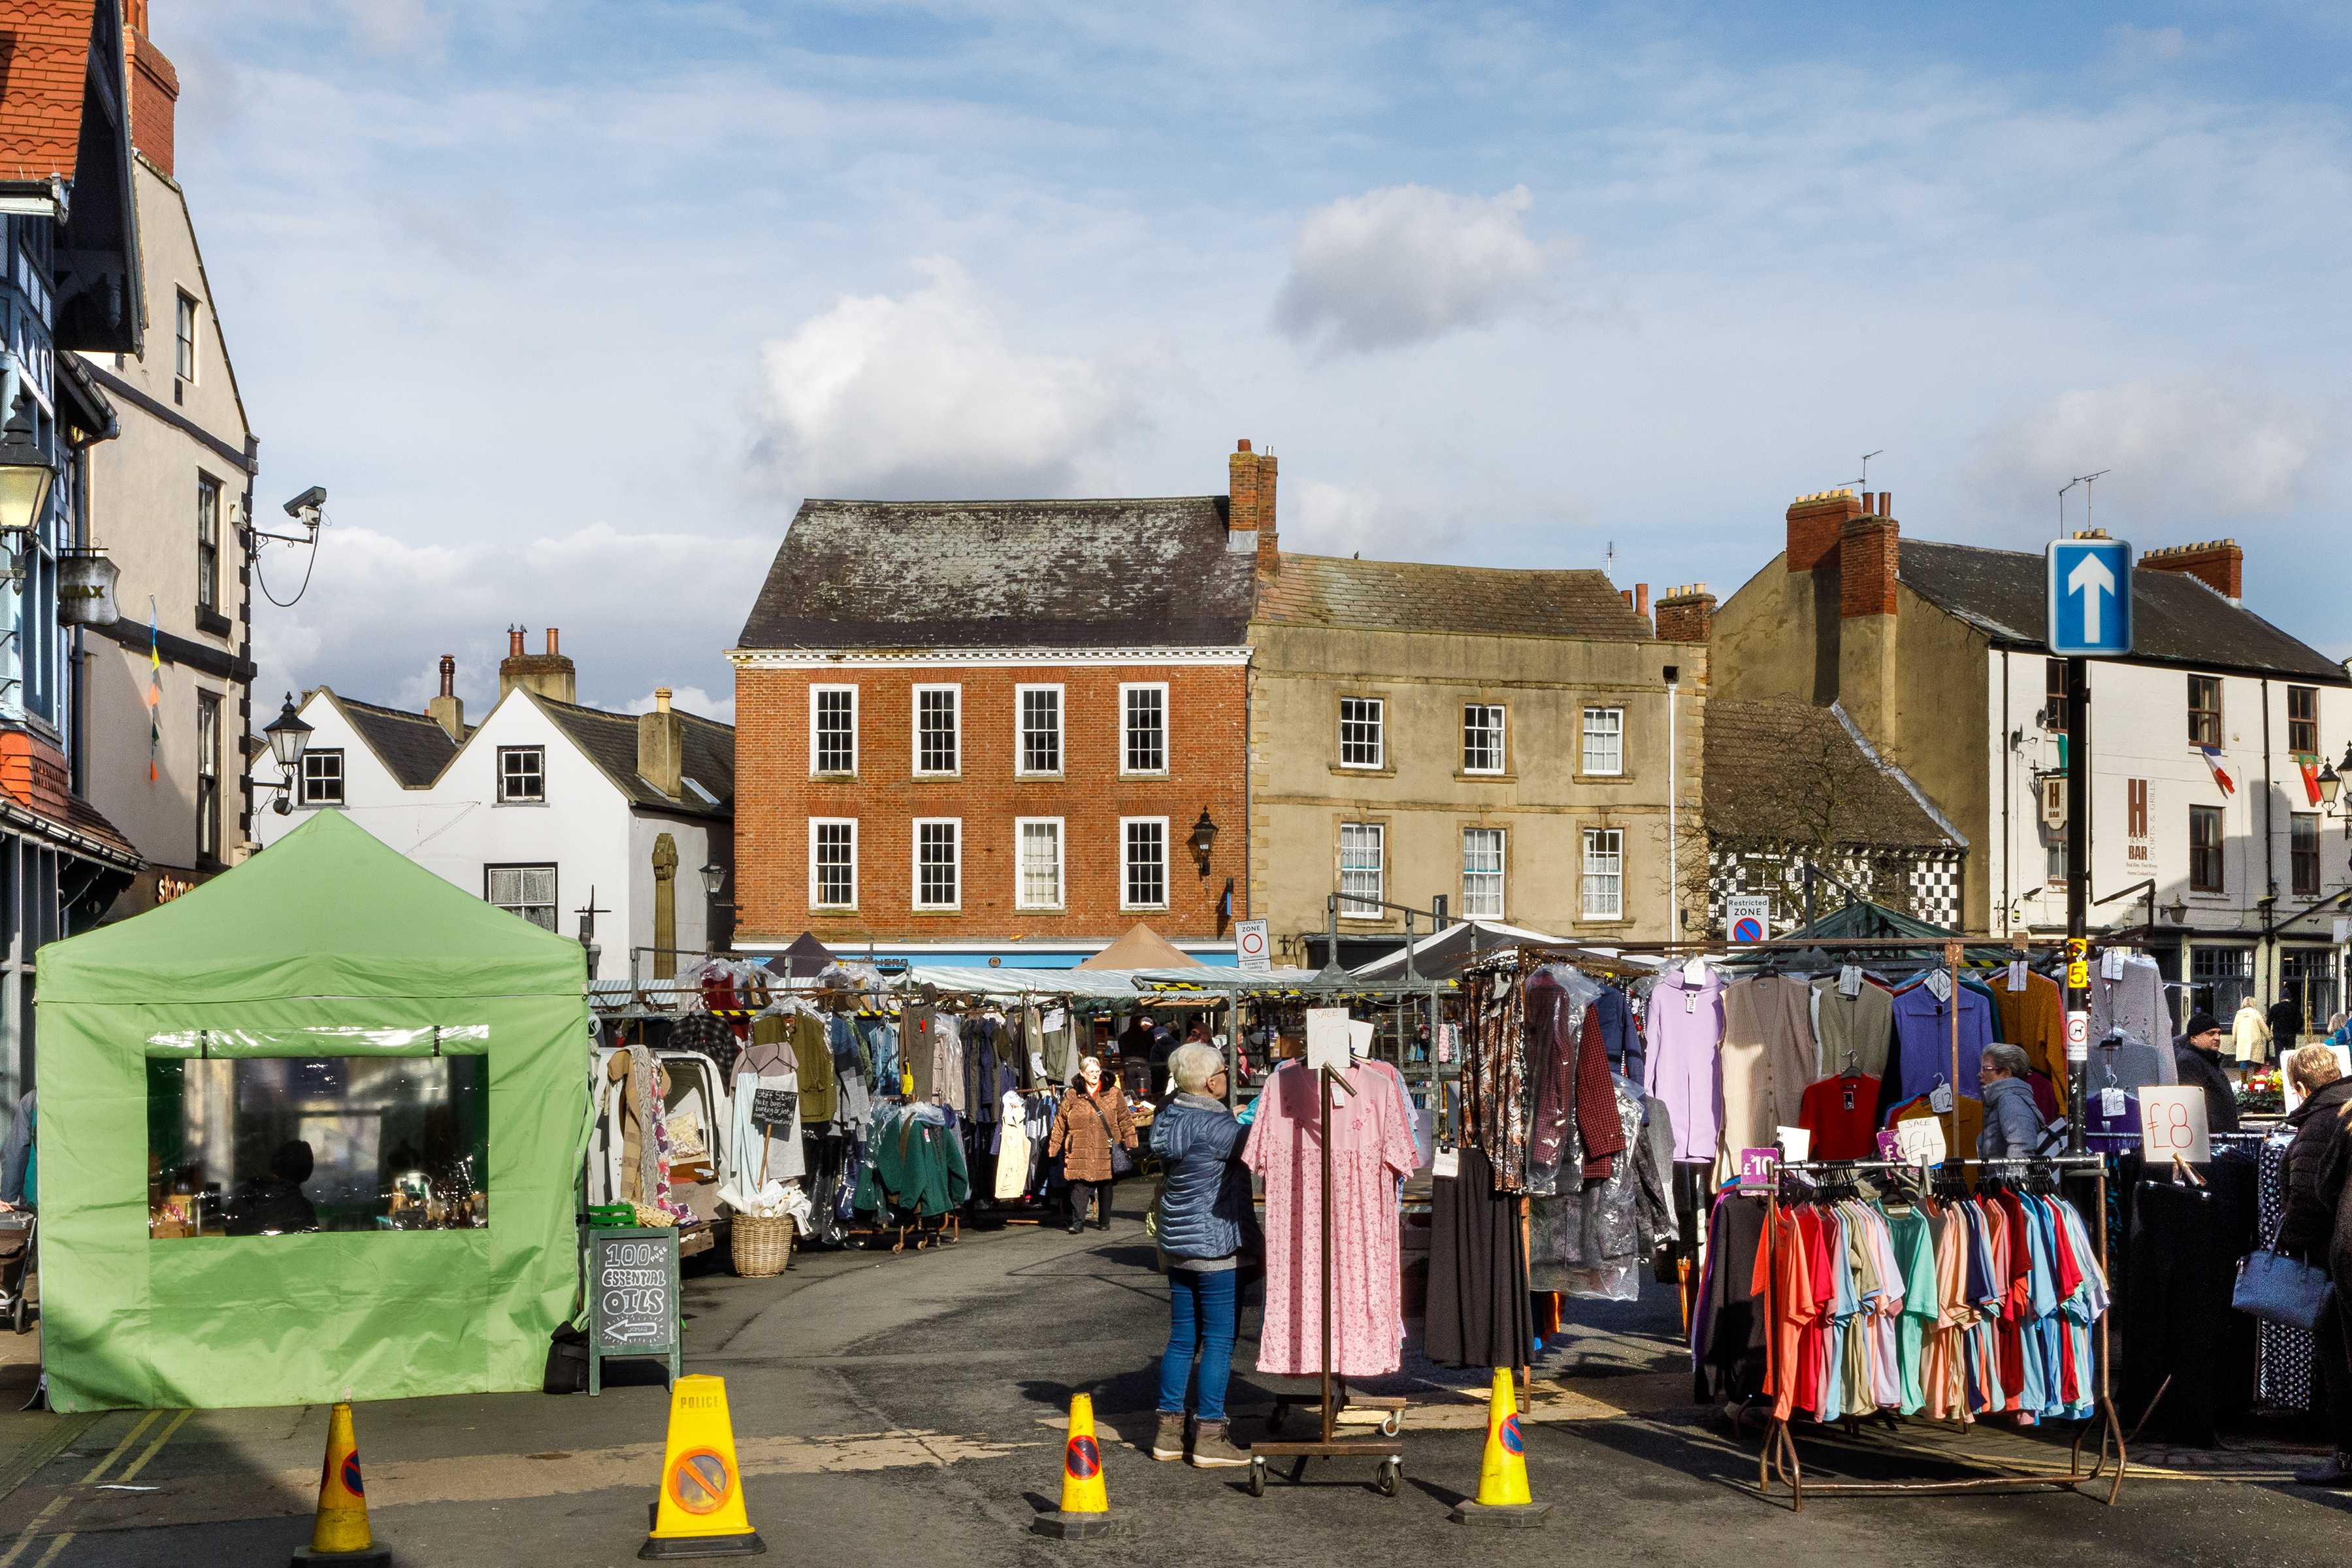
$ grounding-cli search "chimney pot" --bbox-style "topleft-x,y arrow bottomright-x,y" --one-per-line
656,687 -> 672,713
508,626 -> 525,658
428,655 -> 465,742
1621,588 -> 1633,608
1237,438 -> 1252,453
546,628 -> 560,656
1635,583 -> 1650,618
438,655 -> 455,698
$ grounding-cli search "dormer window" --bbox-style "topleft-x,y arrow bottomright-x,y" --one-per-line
498,746 -> 545,803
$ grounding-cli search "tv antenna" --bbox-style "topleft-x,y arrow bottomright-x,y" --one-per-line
2073,470 -> 2112,534
1604,539 -> 1616,578
1843,449 -> 1885,489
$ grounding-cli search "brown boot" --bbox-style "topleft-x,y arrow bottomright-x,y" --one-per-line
1189,1419 -> 1248,1468
1151,1412 -> 1186,1461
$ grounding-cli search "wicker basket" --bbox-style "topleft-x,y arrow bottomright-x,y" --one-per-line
731,1213 -> 794,1277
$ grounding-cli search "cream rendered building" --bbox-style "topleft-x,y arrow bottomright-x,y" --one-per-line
1230,446 -> 1707,962
74,16 -> 261,911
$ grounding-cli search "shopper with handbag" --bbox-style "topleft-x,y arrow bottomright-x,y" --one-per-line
2280,1044 -> 2352,1485
1048,1056 -> 1137,1234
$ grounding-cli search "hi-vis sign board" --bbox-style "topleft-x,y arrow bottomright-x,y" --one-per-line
2046,538 -> 2133,657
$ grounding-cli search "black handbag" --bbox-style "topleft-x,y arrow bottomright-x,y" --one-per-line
1086,1096 -> 1135,1177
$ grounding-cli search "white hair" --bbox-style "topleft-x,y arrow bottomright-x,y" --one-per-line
1169,1042 -> 1224,1094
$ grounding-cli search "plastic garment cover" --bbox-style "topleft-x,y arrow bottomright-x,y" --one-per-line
34,811 -> 589,1412
1523,964 -> 1605,1198
1529,1076 -> 1677,1301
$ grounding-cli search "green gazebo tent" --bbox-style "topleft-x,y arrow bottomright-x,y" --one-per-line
34,809 -> 589,1411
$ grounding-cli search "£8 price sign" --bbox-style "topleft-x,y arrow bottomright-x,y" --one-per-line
2137,1086 -> 2211,1166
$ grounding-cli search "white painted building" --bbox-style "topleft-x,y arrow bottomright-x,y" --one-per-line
251,636 -> 734,979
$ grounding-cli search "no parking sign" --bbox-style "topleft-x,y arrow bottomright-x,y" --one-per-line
1726,895 -> 1771,945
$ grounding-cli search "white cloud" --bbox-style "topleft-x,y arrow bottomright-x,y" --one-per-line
1965,372 -> 2340,527
747,257 -> 1160,500
336,0 -> 449,63
1273,185 -> 1563,357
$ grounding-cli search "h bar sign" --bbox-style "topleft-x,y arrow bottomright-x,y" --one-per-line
2046,538 -> 2134,657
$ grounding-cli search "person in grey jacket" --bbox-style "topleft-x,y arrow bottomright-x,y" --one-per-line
1977,1043 -> 2042,1160
1147,1043 -> 1260,1469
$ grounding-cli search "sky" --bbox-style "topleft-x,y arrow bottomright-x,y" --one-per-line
154,1 -> 2352,724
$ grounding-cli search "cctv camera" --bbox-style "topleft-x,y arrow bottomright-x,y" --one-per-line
283,485 -> 327,519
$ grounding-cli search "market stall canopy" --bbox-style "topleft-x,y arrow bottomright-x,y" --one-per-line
765,931 -> 838,979
1077,923 -> 1203,971
35,809 -> 589,1411
1350,920 -> 1591,981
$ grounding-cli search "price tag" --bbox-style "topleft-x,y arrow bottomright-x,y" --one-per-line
2101,1086 -> 2125,1117
1683,957 -> 1709,986
1930,1080 -> 1955,1114
1924,970 -> 1952,1002
2066,1010 -> 2089,1062
1876,1130 -> 1901,1160
2102,947 -> 2127,981
2139,1086 -> 2212,1164
1895,1119 -> 1947,1167
1838,965 -> 1862,998
1738,1148 -> 1779,1192
1776,1126 -> 1812,1162
2006,960 -> 2027,992
1432,1147 -> 1460,1180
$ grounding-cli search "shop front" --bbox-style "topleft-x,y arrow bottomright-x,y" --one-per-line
35,809 -> 589,1411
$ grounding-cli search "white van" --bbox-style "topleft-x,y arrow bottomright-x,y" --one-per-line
587,1045 -> 731,1258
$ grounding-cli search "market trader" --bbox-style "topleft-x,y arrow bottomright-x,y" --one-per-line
2172,1012 -> 2243,1135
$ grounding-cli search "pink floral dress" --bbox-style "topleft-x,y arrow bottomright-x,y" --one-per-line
1244,1058 -> 1418,1377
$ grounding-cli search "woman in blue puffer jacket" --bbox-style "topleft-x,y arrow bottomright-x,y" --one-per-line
1148,1042 -> 1262,1469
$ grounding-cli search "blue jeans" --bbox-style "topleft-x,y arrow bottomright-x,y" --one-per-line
1158,1266 -> 1237,1422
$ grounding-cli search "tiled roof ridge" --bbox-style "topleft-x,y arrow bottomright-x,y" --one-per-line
798,495 -> 1222,510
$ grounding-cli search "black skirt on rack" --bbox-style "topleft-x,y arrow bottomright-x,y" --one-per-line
1424,1145 -> 1532,1369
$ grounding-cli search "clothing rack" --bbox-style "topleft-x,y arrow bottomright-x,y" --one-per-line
1247,1059 -> 1406,1499
1750,1151 -> 2125,1511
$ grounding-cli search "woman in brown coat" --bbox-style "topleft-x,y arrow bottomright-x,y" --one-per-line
1048,1056 -> 1137,1234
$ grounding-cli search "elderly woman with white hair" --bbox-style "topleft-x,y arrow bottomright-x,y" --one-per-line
1046,1055 -> 1135,1235
1147,1041 -> 1260,1469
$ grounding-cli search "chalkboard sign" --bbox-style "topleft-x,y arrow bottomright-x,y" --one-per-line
585,1226 -> 681,1395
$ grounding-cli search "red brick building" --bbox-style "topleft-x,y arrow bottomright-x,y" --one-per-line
729,485 -> 1263,965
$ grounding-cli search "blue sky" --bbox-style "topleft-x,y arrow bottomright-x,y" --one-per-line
160,1 -> 2352,719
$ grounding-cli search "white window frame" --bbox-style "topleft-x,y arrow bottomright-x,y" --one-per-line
810,818 -> 858,909
299,747 -> 344,806
1582,827 -> 1624,920
174,289 -> 198,382
485,864 -> 558,931
1339,696 -> 1384,770
810,684 -> 858,776
1015,817 -> 1066,910
1463,704 -> 1507,775
1582,706 -> 1624,776
1463,826 -> 1505,919
497,745 -> 546,804
1119,681 -> 1170,776
911,683 -> 960,776
1121,815 -> 1169,910
1017,683 -> 1064,777
912,817 -> 962,910
1340,822 -> 1384,917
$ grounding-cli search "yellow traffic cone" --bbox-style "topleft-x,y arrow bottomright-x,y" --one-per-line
1031,1392 -> 1113,1539
1449,1368 -> 1550,1527
291,1400 -> 391,1565
642,1375 -> 765,1560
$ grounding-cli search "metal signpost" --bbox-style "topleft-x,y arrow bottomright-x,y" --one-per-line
2047,535 -> 2133,1153
587,1226 -> 682,1394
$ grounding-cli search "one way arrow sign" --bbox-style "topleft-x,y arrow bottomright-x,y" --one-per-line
2047,538 -> 2133,657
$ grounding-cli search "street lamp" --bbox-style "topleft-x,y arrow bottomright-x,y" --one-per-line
699,863 -> 725,897
0,416 -> 54,540
2162,894 -> 2187,925
261,694 -> 313,815
1189,809 -> 1218,874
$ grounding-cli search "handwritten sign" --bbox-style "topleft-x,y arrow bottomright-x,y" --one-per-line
1305,1008 -> 1352,1072
1895,1119 -> 1947,1168
2139,1086 -> 2211,1165
588,1227 -> 681,1394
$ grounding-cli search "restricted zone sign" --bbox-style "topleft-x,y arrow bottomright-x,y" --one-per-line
1235,919 -> 1270,972
1725,895 -> 1771,945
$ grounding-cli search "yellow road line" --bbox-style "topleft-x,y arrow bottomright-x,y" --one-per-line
76,1413 -> 160,1488
113,1410 -> 193,1486
0,1409 -> 184,1567
24,1536 -> 67,1568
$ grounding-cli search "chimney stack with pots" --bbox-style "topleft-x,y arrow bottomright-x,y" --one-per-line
1784,488 -> 1865,573
123,1 -> 180,178
1838,499 -> 1902,741
427,655 -> 465,742
498,625 -> 578,704
639,687 -> 685,802
2138,538 -> 2244,604
1229,439 -> 1280,575
1654,583 -> 1716,643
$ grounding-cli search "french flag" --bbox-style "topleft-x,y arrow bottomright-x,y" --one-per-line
2200,747 -> 2236,797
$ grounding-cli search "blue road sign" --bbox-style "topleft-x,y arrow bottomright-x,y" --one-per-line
2046,538 -> 2133,657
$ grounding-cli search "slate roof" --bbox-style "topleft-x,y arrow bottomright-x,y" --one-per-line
1899,540 -> 2346,681
331,694 -> 465,789
736,498 -> 1257,650
1704,698 -> 1959,849
536,696 -> 733,819
1254,554 -> 1656,640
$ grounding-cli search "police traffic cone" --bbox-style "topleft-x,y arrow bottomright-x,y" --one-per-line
1031,1392 -> 1112,1539
642,1375 -> 766,1559
1448,1368 -> 1550,1527
290,1401 -> 391,1566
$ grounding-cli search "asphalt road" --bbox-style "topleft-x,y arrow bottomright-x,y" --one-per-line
0,1185 -> 2347,1567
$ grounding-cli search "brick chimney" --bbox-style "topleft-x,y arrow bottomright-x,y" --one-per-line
1230,439 -> 1279,574
123,1 -> 180,178
499,626 -> 577,704
1654,584 -> 1716,643
1838,505 -> 1901,740
427,654 -> 465,742
1786,489 -> 1865,572
639,687 -> 685,802
2138,538 -> 2242,604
